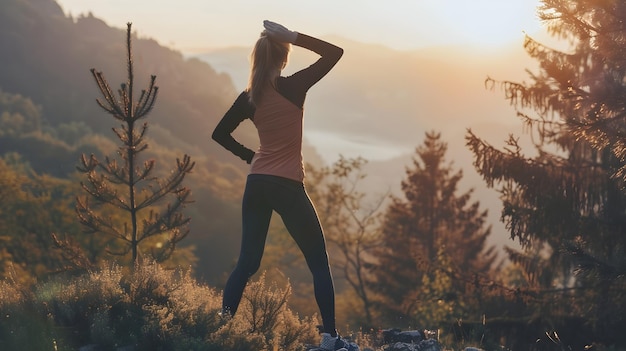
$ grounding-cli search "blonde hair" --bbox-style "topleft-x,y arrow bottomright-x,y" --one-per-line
247,31 -> 291,106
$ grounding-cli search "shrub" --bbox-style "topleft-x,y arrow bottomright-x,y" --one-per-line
0,260 -> 321,350
236,272 -> 319,350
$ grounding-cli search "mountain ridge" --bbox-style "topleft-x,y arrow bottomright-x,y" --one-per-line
190,32 -> 535,253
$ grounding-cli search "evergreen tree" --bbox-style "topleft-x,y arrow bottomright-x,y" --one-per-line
77,23 -> 194,265
372,131 -> 496,327
466,0 -> 626,346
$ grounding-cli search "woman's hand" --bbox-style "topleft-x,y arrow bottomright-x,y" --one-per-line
263,20 -> 298,43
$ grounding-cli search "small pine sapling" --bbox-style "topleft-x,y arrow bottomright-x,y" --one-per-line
77,22 -> 195,265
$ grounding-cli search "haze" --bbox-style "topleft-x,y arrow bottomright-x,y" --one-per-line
53,0 -> 554,253
54,0 -> 549,161
55,0 -> 545,52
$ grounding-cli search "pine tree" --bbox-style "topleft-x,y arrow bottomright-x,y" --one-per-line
466,0 -> 626,345
372,131 -> 496,326
76,23 -> 195,265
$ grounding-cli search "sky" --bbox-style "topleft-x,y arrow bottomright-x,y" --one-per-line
54,0 -> 546,53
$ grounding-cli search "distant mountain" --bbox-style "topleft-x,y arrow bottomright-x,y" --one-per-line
193,36 -> 538,253
194,35 -> 536,162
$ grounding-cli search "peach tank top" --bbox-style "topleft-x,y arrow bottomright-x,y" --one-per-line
249,88 -> 305,182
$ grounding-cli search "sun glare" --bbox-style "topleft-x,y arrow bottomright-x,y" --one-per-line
419,0 -> 544,47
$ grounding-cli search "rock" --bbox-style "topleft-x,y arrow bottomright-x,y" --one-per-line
384,342 -> 418,351
383,338 -> 442,351
382,328 -> 424,344
418,339 -> 442,351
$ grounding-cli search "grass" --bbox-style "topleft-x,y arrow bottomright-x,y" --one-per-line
0,261 -> 523,350
0,261 -> 326,351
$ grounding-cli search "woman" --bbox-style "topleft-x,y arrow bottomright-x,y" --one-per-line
212,20 -> 356,351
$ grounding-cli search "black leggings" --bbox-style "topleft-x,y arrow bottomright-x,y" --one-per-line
222,174 -> 336,334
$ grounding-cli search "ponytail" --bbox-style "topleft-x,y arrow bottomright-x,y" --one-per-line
247,31 -> 290,106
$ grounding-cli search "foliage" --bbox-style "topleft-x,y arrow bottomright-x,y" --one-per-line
0,89 -> 41,136
372,131 -> 497,328
237,272 -> 319,350
0,260 -> 321,351
0,90 -> 95,177
0,156 -> 90,285
413,248 -> 469,328
75,23 -> 195,265
465,0 -> 626,348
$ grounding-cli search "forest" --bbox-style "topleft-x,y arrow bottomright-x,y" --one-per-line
1,0 -> 626,350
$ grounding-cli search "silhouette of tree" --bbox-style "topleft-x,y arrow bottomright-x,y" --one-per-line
466,0 -> 626,346
77,23 -> 194,264
372,131 -> 496,326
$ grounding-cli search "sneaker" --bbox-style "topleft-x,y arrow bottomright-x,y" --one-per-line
217,310 -> 232,324
318,333 -> 359,351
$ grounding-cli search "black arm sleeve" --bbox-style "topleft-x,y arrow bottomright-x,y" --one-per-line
292,32 -> 344,88
211,91 -> 256,164
278,33 -> 344,108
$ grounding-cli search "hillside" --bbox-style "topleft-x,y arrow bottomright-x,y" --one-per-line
0,0 -> 247,166
0,0 -> 262,283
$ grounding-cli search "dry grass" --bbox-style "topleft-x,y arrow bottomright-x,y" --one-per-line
0,261 -> 325,351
